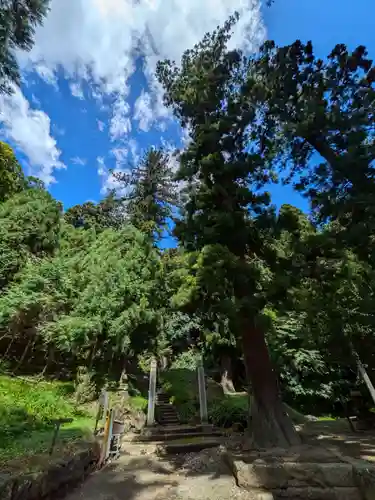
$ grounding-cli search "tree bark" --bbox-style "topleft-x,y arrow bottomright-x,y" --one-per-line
220,354 -> 236,394
241,318 -> 301,448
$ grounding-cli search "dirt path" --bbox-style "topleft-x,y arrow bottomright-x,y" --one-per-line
64,444 -> 177,500
64,443 -> 253,500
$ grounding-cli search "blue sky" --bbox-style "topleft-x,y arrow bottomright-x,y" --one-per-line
0,0 -> 373,219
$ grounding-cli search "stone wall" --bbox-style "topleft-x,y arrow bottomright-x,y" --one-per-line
0,443 -> 100,500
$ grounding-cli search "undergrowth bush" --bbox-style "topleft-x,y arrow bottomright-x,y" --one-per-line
208,395 -> 249,428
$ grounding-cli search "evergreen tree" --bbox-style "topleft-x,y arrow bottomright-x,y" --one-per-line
0,0 -> 50,93
114,148 -> 178,239
249,39 -> 375,261
157,16 -> 300,447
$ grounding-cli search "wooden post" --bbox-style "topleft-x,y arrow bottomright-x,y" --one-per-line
49,418 -> 73,455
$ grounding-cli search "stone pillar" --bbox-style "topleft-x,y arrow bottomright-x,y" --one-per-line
147,357 -> 157,426
197,357 -> 208,424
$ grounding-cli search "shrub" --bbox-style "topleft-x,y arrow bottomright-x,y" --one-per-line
208,395 -> 249,428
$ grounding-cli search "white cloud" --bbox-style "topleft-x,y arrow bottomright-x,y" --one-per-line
97,155 -> 131,195
97,119 -> 105,132
111,146 -> 128,169
71,156 -> 87,165
31,94 -> 41,107
17,0 -> 265,142
128,138 -> 140,165
134,90 -> 153,132
0,85 -> 65,185
70,81 -> 85,99
109,96 -> 131,141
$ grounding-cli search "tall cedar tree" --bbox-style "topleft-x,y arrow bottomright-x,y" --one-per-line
114,148 -> 178,239
248,40 -> 375,262
156,16 -> 300,447
0,0 -> 50,93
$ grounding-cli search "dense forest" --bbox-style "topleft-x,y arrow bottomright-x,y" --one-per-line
1,5 -> 375,449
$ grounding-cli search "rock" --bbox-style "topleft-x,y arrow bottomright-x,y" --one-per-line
1,444 -> 99,500
352,463 -> 375,500
0,478 -> 13,500
232,459 -> 355,490
272,487 -> 361,500
231,459 -> 263,489
180,446 -> 231,475
305,415 -> 319,422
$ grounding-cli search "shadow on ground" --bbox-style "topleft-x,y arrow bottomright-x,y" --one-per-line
301,419 -> 375,462
64,421 -> 375,500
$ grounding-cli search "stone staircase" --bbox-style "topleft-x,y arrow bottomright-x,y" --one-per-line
155,391 -> 180,426
137,389 -> 222,453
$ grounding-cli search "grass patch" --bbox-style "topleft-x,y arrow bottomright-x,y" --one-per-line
0,375 -> 94,468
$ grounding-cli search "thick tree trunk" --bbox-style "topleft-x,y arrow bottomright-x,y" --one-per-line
220,354 -> 236,394
242,319 -> 301,448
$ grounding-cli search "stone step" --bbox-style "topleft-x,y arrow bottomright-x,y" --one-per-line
140,426 -> 222,441
236,461 -> 356,489
153,424 -> 218,435
271,486 -> 361,500
157,420 -> 180,425
157,438 -> 221,455
139,430 -> 222,442
156,409 -> 178,415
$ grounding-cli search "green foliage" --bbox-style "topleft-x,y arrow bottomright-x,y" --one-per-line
0,141 -> 26,201
114,148 -> 178,239
0,188 -> 61,291
161,368 -> 197,405
248,39 -> 375,263
127,395 -> 148,412
0,375 -> 86,444
208,395 -> 248,428
64,191 -> 124,231
170,350 -> 200,370
0,0 -> 50,93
